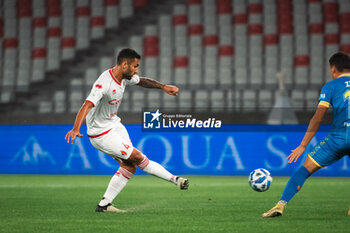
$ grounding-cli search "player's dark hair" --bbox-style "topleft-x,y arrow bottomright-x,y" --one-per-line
117,48 -> 141,65
329,52 -> 350,72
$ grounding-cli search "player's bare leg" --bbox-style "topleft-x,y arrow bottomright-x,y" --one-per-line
128,148 -> 189,190
263,157 -> 320,217
96,159 -> 136,213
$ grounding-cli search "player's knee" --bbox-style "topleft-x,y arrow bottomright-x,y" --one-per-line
128,149 -> 144,164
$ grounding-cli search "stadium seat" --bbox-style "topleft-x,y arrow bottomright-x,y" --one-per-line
17,0 -> 32,91
76,0 -> 91,50
258,90 -> 273,112
147,92 -> 161,109
188,0 -> 202,86
1,38 -> 17,103
294,55 -> 310,86
158,15 -> 172,84
99,57 -> 113,73
38,101 -> 53,113
178,89 -> 192,109
61,0 -> 76,60
131,91 -> 145,112
91,0 -> 105,39
305,90 -> 319,112
211,90 -> 225,112
120,0 -> 133,18
46,0 -> 61,71
163,91 -> 177,109
242,90 -> 256,112
173,5 -> 188,86
264,35 -> 278,86
143,25 -> 158,78
291,89 -> 304,111
69,78 -> 84,113
54,90 -> 66,113
105,0 -> 120,29
218,45 -> 234,86
195,90 -> 209,111
128,35 -> 143,74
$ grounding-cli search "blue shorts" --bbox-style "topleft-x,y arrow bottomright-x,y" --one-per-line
308,133 -> 349,167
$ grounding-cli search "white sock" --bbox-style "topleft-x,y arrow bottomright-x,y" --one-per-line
138,156 -> 177,185
98,167 -> 133,206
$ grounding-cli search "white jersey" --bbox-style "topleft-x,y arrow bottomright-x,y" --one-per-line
85,69 -> 140,136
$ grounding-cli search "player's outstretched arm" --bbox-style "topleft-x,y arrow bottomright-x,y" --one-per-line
137,77 -> 179,96
65,101 -> 94,144
287,104 -> 328,163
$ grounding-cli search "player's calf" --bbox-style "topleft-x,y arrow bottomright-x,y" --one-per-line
134,149 -> 189,189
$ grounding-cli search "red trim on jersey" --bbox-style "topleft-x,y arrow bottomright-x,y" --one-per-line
88,128 -> 112,138
109,69 -> 122,86
85,100 -> 95,107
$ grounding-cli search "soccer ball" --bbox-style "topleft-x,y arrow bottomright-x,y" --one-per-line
248,168 -> 272,192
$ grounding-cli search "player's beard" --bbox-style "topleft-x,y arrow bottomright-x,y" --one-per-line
122,67 -> 134,80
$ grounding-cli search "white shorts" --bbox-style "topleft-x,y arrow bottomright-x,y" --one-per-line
89,123 -> 134,160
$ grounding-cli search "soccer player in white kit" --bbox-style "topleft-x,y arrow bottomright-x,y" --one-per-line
65,48 -> 189,212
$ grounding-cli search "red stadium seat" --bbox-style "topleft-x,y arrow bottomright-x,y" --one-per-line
188,24 -> 203,35
219,45 -> 234,56
248,24 -> 263,35
248,3 -> 262,14
134,0 -> 148,8
294,55 -> 310,67
61,37 -> 76,48
217,0 -> 232,14
340,44 -> 350,54
173,56 -> 189,68
32,48 -> 47,59
18,0 -> 32,18
264,34 -> 279,46
203,35 -> 218,46
187,0 -> 201,4
325,34 -> 340,44
309,23 -> 323,34
143,36 -> 159,57
3,38 -> 18,48
173,15 -> 188,25
233,14 -> 247,24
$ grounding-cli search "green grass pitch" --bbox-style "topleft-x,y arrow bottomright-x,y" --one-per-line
0,175 -> 349,233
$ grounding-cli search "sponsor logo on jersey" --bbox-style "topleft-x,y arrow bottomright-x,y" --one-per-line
108,99 -> 122,105
95,84 -> 102,89
120,150 -> 127,156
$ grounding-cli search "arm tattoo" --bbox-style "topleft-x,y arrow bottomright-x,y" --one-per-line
138,77 -> 165,89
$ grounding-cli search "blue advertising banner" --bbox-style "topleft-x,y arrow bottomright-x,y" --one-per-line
0,125 -> 349,176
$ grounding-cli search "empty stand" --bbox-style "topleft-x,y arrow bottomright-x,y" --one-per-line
1,0 -> 349,117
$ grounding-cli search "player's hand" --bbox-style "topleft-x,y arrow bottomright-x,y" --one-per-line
65,130 -> 83,144
287,145 -> 306,163
162,85 -> 179,96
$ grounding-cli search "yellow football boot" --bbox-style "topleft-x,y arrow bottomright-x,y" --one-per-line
262,203 -> 286,218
